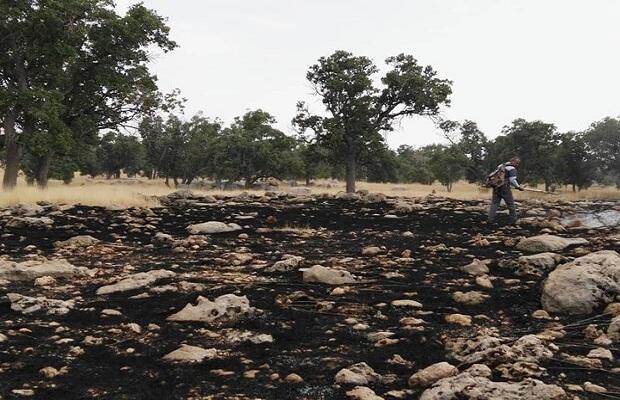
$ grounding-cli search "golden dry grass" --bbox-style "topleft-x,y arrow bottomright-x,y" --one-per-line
0,170 -> 618,207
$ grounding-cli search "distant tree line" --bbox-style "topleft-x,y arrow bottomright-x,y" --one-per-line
1,2 -> 618,192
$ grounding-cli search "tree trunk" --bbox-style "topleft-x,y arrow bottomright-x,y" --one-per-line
2,111 -> 19,189
165,175 -> 170,187
305,174 -> 311,186
572,183 -> 576,192
173,176 -> 179,187
345,153 -> 356,193
35,153 -> 52,189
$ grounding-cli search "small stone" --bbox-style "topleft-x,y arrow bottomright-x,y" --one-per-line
101,309 -> 122,316
587,348 -> 613,361
243,369 -> 259,379
163,345 -> 219,363
475,275 -> 493,289
532,310 -> 551,319
445,314 -> 472,326
12,389 -> 35,396
408,362 -> 458,387
391,299 -> 423,308
584,382 -> 607,393
34,276 -> 56,286
604,303 -> 620,316
39,366 -> 61,379
284,373 -> 303,383
362,246 -> 383,256
346,386 -> 384,400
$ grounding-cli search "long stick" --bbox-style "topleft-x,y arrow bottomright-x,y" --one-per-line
521,187 -> 557,195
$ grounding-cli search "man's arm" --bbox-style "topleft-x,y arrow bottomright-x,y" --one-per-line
506,166 -> 524,190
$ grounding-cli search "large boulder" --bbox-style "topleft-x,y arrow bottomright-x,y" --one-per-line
167,294 -> 255,324
0,259 -> 92,281
186,221 -> 242,235
96,269 -> 175,295
419,364 -> 565,400
541,250 -> 620,315
303,265 -> 357,285
516,234 -> 588,253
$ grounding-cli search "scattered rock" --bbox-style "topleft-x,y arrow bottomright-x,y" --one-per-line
346,386 -> 384,400
361,246 -> 383,256
265,255 -> 304,272
187,221 -> 242,234
419,364 -> 566,400
284,373 -> 304,384
516,253 -> 566,277
391,299 -> 423,308
54,235 -> 100,248
96,269 -> 175,295
608,315 -> 620,341
303,265 -> 357,285
33,276 -> 56,286
162,344 -> 220,363
584,382 -> 607,393
516,234 -> 588,253
0,259 -> 92,281
7,293 -> 74,315
460,259 -> 490,276
445,314 -> 472,326
452,291 -> 488,305
408,362 -> 458,387
167,294 -> 255,324
335,362 -> 383,385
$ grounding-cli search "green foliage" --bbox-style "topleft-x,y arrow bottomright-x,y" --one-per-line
212,110 -> 302,186
0,0 -> 176,187
585,117 -> 620,187
553,133 -> 595,191
294,50 -> 452,192
426,144 -> 467,192
97,132 -> 145,178
495,119 -> 561,189
395,145 -> 435,184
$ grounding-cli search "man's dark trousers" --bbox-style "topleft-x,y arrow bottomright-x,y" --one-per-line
488,185 -> 516,223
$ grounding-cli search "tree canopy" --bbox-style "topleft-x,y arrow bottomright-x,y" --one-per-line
294,51 -> 452,192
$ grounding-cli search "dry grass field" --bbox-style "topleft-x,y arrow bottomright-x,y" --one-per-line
0,170 -> 619,207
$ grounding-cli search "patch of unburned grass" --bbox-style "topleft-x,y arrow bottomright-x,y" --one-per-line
0,171 -> 618,207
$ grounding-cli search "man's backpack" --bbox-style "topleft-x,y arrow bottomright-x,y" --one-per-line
485,163 -> 506,188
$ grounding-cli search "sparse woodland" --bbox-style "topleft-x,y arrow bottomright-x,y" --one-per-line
1,2 -> 619,193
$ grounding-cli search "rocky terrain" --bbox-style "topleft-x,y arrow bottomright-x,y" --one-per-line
0,190 -> 618,400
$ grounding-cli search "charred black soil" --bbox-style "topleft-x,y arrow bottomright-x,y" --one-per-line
0,195 -> 618,399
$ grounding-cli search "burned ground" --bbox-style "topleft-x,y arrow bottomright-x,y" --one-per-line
0,194 -> 618,399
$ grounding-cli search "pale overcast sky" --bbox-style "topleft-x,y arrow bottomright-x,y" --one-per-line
116,0 -> 620,149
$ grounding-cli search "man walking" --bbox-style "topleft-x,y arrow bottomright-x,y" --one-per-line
488,157 -> 524,225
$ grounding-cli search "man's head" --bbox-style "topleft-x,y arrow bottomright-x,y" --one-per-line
510,157 -> 521,167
